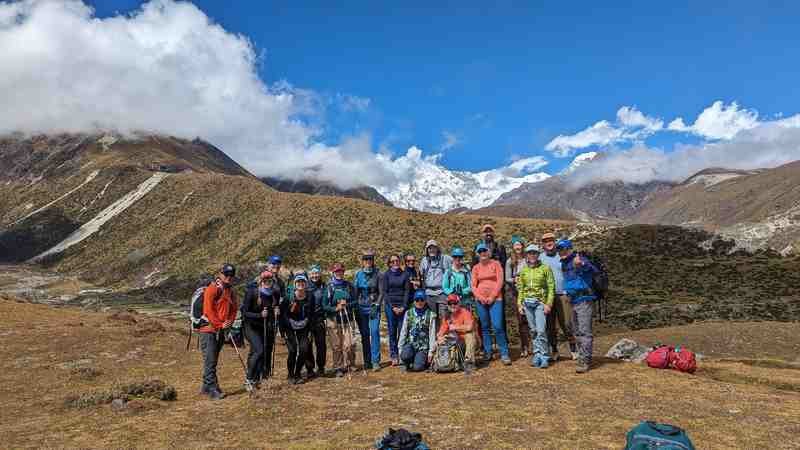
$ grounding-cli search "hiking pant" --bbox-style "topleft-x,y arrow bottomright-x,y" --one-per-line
400,344 -> 429,372
244,320 -> 275,382
426,293 -> 448,330
199,331 -> 224,391
285,328 -> 310,379
369,308 -> 382,367
355,310 -> 375,368
305,320 -> 326,374
459,331 -> 477,363
476,300 -> 509,359
523,300 -> 550,362
572,300 -> 594,365
505,285 -> 530,354
326,317 -> 356,370
547,294 -> 575,355
386,303 -> 405,361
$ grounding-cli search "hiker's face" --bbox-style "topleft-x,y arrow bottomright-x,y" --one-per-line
478,250 -> 489,261
388,256 -> 401,268
427,246 -> 438,257
404,256 -> 416,268
309,271 -> 321,282
542,238 -> 556,252
220,273 -> 233,284
452,256 -> 463,267
362,256 -> 375,268
558,248 -> 571,259
414,299 -> 426,309
333,270 -> 344,280
526,252 -> 540,264
295,280 -> 306,292
447,304 -> 459,314
268,263 -> 280,273
483,231 -> 494,241
513,242 -> 523,254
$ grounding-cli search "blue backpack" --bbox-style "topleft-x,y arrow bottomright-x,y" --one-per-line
625,422 -> 696,450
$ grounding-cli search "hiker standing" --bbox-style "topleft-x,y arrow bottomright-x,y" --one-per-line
198,264 -> 238,400
420,240 -> 453,330
380,254 -> 411,367
471,244 -> 511,365
403,253 -> 421,304
516,244 -> 555,368
241,270 -> 280,388
557,239 -> 599,373
397,290 -> 437,372
442,247 -> 481,350
323,263 -> 357,377
505,237 -> 531,358
355,250 -> 382,371
539,232 -> 577,360
305,264 -> 327,378
281,274 -> 313,384
471,224 -> 509,353
437,294 -> 478,375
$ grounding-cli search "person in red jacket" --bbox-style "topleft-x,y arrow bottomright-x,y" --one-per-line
471,244 -> 511,365
437,294 -> 477,375
199,263 -> 238,400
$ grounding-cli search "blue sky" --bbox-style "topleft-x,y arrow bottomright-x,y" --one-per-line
85,1 -> 800,173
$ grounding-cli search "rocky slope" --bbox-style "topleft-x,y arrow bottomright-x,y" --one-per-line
492,176 -> 675,221
261,176 -> 393,206
632,162 -> 800,253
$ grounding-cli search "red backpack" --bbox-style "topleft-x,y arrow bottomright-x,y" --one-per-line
670,346 -> 697,373
645,345 -> 673,369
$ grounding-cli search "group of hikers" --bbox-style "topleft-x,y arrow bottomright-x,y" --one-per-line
194,224 -> 602,400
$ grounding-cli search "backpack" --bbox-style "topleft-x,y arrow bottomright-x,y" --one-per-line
189,283 -> 220,330
670,346 -> 697,374
375,428 -> 430,450
624,421 -> 696,450
645,345 -> 673,369
432,335 -> 464,373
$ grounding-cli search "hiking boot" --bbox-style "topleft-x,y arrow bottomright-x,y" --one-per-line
551,351 -> 559,362
335,369 -> 345,378
464,363 -> 475,376
531,356 -> 541,368
538,358 -> 549,369
575,362 -> 590,374
306,370 -> 317,380
391,358 -> 399,367
520,349 -> 529,358
372,363 -> 382,372
501,356 -> 512,366
400,365 -> 408,373
207,388 -> 225,400
481,355 -> 493,366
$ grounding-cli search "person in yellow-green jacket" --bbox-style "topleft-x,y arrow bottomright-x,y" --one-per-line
515,244 -> 555,368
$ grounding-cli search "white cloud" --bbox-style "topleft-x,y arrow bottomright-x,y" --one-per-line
0,0 -> 398,189
440,130 -> 461,151
336,93 -> 371,112
545,106 -> 663,156
569,114 -> 800,186
668,101 -> 759,139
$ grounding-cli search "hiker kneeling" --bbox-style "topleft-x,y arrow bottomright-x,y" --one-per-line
434,294 -> 477,375
398,290 -> 436,372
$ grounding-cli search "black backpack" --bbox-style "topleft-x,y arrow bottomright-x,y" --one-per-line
375,428 -> 429,450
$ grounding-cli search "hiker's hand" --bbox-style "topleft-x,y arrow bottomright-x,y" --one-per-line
393,306 -> 403,315
543,304 -> 551,315
261,309 -> 269,318
336,301 -> 344,312
274,306 -> 280,316
222,320 -> 233,329
427,355 -> 432,364
518,304 -> 524,315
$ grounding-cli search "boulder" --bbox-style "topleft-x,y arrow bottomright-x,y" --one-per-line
605,338 -> 650,363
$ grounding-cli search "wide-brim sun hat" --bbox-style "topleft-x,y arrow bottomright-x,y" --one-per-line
540,232 -> 556,241
425,239 -> 439,249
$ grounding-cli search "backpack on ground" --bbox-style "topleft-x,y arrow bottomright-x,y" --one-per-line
645,345 -> 673,369
624,421 -> 696,450
375,428 -> 430,450
670,346 -> 697,374
432,335 -> 464,373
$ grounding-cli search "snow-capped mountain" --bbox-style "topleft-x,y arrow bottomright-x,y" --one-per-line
561,151 -> 599,174
374,147 -> 550,213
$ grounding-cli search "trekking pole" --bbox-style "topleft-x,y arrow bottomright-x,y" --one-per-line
271,315 -> 278,379
185,325 -> 193,352
262,310 -> 268,382
337,309 -> 350,378
228,332 -> 254,395
344,306 -> 367,376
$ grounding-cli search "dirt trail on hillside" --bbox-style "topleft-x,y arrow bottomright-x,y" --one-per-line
1,298 -> 799,449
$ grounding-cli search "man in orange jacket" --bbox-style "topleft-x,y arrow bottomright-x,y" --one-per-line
199,263 -> 239,400
437,294 -> 477,375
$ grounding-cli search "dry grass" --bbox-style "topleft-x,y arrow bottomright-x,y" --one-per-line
2,298 -> 799,449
